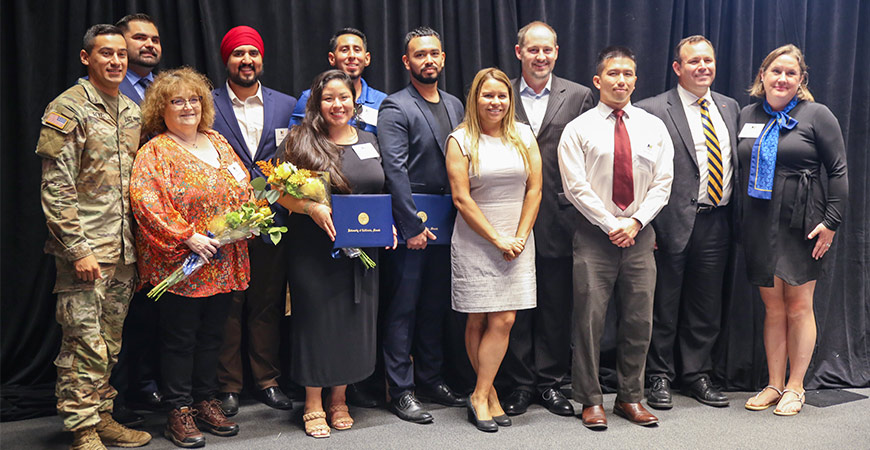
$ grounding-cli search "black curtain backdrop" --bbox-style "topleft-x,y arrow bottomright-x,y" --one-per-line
2,0 -> 868,421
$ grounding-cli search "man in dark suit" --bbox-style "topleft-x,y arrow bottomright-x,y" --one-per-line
635,35 -> 738,409
116,14 -> 161,105
500,21 -> 594,418
378,26 -> 466,424
109,13 -> 164,427
210,25 -> 297,416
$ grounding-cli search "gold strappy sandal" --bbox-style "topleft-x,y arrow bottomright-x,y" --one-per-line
302,410 -> 330,438
744,385 -> 784,411
327,404 -> 354,430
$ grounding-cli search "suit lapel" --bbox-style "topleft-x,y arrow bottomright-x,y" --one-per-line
711,91 -> 740,175
512,78 -> 530,125
409,86 -> 447,154
214,85 -> 252,165
538,76 -> 565,137
666,88 -> 699,169
253,89 -> 274,161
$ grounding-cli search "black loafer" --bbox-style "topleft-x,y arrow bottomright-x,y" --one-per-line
540,388 -> 574,416
216,392 -> 239,417
502,389 -> 533,416
466,398 -> 498,432
684,376 -> 729,407
416,383 -> 466,407
390,392 -> 433,423
647,376 -> 673,409
346,383 -> 379,408
259,386 -> 292,410
112,405 -> 145,428
128,390 -> 164,411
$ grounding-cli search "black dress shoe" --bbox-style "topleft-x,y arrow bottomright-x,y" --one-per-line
647,376 -> 673,409
390,392 -> 433,423
466,398 -> 498,432
346,383 -> 379,408
259,386 -> 293,410
112,405 -> 145,428
684,376 -> 729,407
416,383 -> 466,407
502,390 -> 532,416
539,388 -> 574,416
128,390 -> 164,411
216,392 -> 239,417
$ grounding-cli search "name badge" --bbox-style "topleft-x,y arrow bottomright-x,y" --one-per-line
359,105 -> 378,127
227,162 -> 247,182
275,127 -> 289,145
739,123 -> 765,139
352,142 -> 379,160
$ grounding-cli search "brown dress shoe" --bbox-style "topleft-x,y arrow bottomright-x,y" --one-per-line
95,412 -> 152,447
165,407 -> 205,448
193,399 -> 239,437
581,404 -> 608,429
613,402 -> 659,426
71,425 -> 107,450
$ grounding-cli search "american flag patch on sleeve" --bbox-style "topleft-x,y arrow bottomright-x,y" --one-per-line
45,112 -> 71,131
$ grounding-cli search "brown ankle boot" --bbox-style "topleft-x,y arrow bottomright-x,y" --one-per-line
193,399 -> 239,437
95,411 -> 152,447
164,406 -> 205,448
71,425 -> 107,450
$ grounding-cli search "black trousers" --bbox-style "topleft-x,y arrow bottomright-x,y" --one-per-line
159,291 -> 232,409
110,290 -> 160,406
647,206 -> 731,384
381,246 -> 450,399
500,255 -> 573,394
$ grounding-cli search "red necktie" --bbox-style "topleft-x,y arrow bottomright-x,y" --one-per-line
612,109 -> 634,210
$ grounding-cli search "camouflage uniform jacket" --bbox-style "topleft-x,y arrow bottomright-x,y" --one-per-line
36,78 -> 140,265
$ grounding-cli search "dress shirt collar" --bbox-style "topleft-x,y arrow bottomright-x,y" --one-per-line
519,74 -> 552,97
125,70 -> 153,87
226,81 -> 263,105
595,101 -> 637,119
676,84 -> 713,108
358,77 -> 373,105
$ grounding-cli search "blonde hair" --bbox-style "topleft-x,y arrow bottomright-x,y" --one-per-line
459,68 -> 530,176
748,44 -> 814,102
140,66 -> 216,140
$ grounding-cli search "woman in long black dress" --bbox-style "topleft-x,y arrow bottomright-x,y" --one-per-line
277,70 -> 385,437
738,45 -> 848,416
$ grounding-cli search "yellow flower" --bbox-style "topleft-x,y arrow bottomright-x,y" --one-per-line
274,162 -> 293,179
299,178 -> 327,203
208,216 -> 228,235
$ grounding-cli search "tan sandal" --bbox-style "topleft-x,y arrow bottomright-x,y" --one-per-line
302,410 -> 330,438
327,404 -> 354,430
745,385 -> 784,411
773,389 -> 805,416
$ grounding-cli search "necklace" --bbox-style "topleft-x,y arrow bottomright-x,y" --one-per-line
170,131 -> 200,149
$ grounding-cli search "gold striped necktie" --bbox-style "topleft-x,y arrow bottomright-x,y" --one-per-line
698,98 -> 722,206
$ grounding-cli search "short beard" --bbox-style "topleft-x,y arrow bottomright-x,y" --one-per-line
228,67 -> 263,88
131,53 -> 160,69
411,70 -> 439,85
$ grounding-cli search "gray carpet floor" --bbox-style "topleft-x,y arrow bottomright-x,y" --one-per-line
3,389 -> 869,449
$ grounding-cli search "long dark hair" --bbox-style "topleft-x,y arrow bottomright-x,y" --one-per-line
282,69 -> 358,193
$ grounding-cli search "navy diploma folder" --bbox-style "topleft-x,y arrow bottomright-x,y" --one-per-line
331,194 -> 395,248
397,194 -> 456,245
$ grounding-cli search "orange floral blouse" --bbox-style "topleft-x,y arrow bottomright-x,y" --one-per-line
131,130 -> 251,297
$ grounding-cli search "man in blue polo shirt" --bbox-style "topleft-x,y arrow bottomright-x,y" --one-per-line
289,27 -> 386,134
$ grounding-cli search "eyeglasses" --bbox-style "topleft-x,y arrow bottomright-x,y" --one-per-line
169,96 -> 203,108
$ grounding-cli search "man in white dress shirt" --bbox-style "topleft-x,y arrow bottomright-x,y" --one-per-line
558,46 -> 673,430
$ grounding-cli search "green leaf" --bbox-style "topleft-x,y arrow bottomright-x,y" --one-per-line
254,189 -> 266,200
265,190 -> 280,204
270,232 -> 282,245
250,177 -> 267,191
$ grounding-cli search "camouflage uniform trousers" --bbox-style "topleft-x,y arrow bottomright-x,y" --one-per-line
53,259 -> 137,431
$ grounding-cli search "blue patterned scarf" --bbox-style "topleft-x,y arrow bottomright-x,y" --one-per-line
747,96 -> 800,199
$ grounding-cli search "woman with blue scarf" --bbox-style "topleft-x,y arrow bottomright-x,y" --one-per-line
738,45 -> 848,416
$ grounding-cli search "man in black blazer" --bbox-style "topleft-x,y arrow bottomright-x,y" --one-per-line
211,26 -> 297,416
378,27 -> 466,424
500,21 -> 594,417
635,36 -> 738,409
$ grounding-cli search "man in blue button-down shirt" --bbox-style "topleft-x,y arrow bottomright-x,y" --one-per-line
288,27 -> 387,134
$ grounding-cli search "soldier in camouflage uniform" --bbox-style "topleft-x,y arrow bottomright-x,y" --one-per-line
36,24 -> 151,450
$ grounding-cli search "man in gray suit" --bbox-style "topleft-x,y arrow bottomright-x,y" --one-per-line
500,21 -> 594,417
635,35 -> 738,409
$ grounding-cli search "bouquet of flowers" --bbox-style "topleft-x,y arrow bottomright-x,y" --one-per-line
147,189 -> 288,300
255,160 -> 376,269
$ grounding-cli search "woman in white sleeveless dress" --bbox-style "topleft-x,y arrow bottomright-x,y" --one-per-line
445,68 -> 542,432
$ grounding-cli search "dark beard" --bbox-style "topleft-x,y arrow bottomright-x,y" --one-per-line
411,69 -> 439,85
130,55 -> 160,68
228,66 -> 263,88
